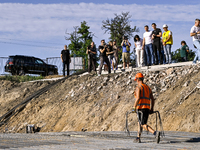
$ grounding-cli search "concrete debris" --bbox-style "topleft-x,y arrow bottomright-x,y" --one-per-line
101,82 -> 107,86
103,77 -> 109,82
183,81 -> 190,87
126,80 -> 132,85
166,68 -> 174,75
114,75 -> 119,80
109,78 -> 114,82
97,86 -> 102,90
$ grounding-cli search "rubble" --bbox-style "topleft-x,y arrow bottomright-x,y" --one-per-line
0,64 -> 200,133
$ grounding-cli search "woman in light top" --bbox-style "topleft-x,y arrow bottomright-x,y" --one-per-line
134,35 -> 144,67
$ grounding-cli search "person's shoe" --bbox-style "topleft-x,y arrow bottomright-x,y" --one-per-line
135,137 -> 141,143
156,131 -> 161,143
192,62 -> 196,65
114,69 -> 116,73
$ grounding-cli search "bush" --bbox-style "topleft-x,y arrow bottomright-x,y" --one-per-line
172,48 -> 195,63
0,75 -> 44,82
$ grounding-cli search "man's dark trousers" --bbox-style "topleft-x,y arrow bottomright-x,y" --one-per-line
88,55 -> 96,73
98,56 -> 111,74
153,41 -> 163,64
63,61 -> 69,76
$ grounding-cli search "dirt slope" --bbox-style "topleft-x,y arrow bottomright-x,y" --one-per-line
0,64 -> 200,133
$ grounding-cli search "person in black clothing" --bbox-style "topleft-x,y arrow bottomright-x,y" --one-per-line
98,39 -> 111,75
61,45 -> 71,76
87,42 -> 97,73
151,23 -> 163,65
107,41 -> 117,72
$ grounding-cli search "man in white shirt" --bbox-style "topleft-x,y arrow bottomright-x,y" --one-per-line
142,25 -> 155,66
190,18 -> 200,64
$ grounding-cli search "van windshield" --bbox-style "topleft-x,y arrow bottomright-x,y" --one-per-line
6,57 -> 14,64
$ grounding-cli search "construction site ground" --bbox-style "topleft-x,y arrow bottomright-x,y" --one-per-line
0,131 -> 200,149
0,61 -> 200,149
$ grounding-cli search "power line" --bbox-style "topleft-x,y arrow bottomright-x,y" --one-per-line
0,41 -> 61,49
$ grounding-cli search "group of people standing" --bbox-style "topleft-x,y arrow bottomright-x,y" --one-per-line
60,19 -> 200,76
134,23 -> 173,67
87,40 -> 120,75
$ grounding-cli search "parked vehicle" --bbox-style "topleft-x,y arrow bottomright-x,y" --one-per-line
5,55 -> 58,76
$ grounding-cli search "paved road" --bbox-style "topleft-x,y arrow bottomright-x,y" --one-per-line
0,131 -> 200,150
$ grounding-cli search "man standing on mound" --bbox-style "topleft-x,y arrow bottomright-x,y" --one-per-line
190,18 -> 200,64
133,72 -> 160,143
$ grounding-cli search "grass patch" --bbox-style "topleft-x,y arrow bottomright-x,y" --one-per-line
0,75 -> 44,82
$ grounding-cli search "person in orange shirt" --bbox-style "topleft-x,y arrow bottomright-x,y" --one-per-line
133,72 -> 160,143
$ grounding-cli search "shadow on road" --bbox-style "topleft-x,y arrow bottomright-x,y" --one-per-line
185,137 -> 200,143
169,137 -> 200,144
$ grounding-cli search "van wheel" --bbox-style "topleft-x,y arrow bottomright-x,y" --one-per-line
48,71 -> 54,76
41,72 -> 46,76
11,71 -> 17,76
54,71 -> 58,75
19,69 -> 25,76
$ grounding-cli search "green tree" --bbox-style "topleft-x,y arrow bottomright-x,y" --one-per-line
187,49 -> 196,61
77,21 -> 93,59
65,26 -> 82,56
172,48 -> 195,62
65,21 -> 95,69
102,12 -> 139,46
102,12 -> 139,63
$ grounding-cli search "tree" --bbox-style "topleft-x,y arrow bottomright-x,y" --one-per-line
171,48 -> 195,62
102,12 -> 139,63
77,21 -> 93,58
65,26 -> 82,56
102,12 -> 139,46
65,21 -> 95,69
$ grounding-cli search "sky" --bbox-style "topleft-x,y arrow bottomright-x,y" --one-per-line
0,0 -> 200,60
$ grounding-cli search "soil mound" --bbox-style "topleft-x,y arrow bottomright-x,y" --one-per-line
0,64 -> 200,133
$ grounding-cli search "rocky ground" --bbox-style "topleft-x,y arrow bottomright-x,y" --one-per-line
0,64 -> 200,133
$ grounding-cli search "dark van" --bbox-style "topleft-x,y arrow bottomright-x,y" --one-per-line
5,55 -> 58,76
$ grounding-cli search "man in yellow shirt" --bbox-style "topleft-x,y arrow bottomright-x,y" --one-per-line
162,24 -> 173,64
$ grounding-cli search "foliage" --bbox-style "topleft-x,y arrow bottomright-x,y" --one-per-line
172,48 -> 195,62
102,12 -> 139,45
65,21 -> 96,68
187,49 -> 196,61
65,26 -> 82,54
102,12 -> 139,63
0,75 -> 44,82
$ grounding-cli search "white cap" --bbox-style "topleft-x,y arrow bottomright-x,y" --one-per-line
163,24 -> 168,28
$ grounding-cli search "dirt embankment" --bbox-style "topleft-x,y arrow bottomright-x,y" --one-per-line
0,64 -> 200,133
